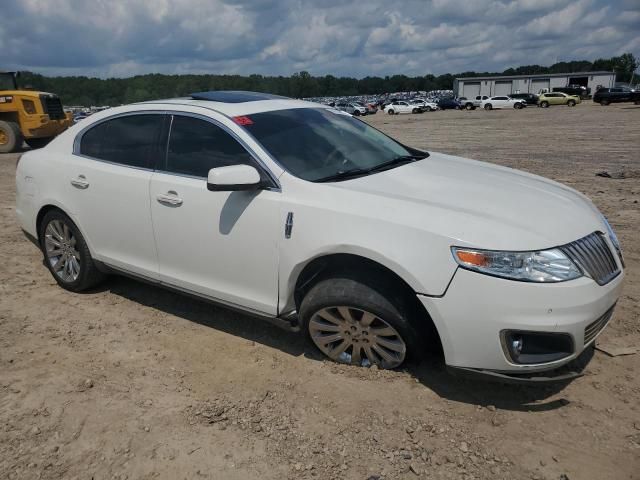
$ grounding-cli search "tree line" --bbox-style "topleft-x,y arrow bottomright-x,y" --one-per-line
16,53 -> 637,106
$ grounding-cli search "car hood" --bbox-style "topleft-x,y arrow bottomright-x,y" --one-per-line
329,152 -> 604,250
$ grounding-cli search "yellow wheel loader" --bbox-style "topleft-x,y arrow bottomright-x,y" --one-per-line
0,71 -> 72,153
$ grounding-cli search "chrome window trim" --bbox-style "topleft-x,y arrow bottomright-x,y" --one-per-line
159,111 -> 281,191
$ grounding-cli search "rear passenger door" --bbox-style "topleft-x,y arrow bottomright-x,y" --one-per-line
70,113 -> 166,278
149,113 -> 281,315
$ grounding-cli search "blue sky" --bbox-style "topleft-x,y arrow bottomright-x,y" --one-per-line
2,0 -> 639,78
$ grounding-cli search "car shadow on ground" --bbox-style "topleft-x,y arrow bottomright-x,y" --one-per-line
100,275 -> 577,412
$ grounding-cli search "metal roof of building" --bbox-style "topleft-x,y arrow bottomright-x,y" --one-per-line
455,71 -> 615,81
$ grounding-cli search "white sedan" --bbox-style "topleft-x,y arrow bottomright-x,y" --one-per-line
384,101 -> 420,114
480,96 -> 525,110
16,91 -> 624,382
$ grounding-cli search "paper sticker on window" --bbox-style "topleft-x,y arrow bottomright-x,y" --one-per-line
233,116 -> 254,126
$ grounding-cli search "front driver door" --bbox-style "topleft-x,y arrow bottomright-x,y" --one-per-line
149,113 -> 281,315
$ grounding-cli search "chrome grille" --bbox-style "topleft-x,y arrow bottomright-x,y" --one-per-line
584,305 -> 615,345
560,232 -> 620,286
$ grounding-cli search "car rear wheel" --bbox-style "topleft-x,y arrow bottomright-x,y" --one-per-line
39,210 -> 105,292
600,100 -> 610,106
300,277 -> 422,369
567,100 -> 576,107
0,120 -> 22,154
540,101 -> 549,108
412,108 -> 420,114
353,110 -> 360,116
387,109 -> 394,115
484,104 -> 492,110
465,103 -> 473,110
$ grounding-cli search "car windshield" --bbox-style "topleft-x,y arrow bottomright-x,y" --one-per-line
241,108 -> 424,182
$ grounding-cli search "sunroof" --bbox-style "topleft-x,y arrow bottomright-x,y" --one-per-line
190,91 -> 289,103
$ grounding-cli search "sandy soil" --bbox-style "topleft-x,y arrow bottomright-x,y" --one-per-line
1,102 -> 639,480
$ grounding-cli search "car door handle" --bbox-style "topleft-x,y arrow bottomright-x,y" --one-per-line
156,191 -> 183,206
70,175 -> 89,189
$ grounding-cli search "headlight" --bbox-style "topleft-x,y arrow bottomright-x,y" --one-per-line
22,99 -> 37,114
451,247 -> 582,282
602,215 -> 624,267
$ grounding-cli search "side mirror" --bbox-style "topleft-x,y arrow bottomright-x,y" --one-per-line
207,164 -> 264,192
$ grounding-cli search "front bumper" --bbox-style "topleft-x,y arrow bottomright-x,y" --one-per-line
419,267 -> 624,374
22,115 -> 71,139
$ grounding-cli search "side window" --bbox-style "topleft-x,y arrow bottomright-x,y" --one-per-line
165,116 -> 255,178
80,114 -> 164,169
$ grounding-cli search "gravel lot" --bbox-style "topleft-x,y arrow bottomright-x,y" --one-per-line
1,102 -> 639,480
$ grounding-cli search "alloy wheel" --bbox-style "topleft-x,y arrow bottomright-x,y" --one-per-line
308,306 -> 407,368
44,219 -> 81,282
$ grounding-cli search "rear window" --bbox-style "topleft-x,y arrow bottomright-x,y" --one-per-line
79,114 -> 165,169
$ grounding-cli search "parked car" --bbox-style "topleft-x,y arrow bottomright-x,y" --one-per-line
335,102 -> 367,116
473,95 -> 490,108
538,92 -> 581,108
552,85 -> 590,99
16,91 -> 624,382
592,87 -> 640,105
457,97 -> 476,110
384,101 -> 419,114
480,96 -> 525,110
364,103 -> 378,114
437,98 -> 462,110
509,93 -> 538,106
408,99 -> 438,112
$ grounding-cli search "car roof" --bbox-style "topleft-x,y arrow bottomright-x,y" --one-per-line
137,90 -> 325,116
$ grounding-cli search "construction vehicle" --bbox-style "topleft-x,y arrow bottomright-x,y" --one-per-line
0,71 -> 72,153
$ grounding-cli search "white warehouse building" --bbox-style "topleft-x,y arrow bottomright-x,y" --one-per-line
453,71 -> 616,98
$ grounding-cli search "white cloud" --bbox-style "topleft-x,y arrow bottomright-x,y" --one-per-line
0,0 -> 638,77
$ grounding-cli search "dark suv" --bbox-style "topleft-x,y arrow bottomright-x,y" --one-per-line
593,87 -> 640,105
552,85 -> 590,98
509,93 -> 538,106
437,98 -> 462,110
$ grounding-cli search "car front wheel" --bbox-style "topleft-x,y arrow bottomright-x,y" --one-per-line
300,277 -> 422,369
484,104 -> 492,110
387,109 -> 394,115
39,210 -> 105,292
540,101 -> 549,108
567,100 -> 576,107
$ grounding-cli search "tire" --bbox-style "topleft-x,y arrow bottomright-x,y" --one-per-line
484,104 -> 492,110
39,210 -> 105,292
465,103 -> 473,110
387,109 -> 394,115
353,110 -> 360,116
540,101 -> 549,108
412,108 -> 419,114
514,103 -> 523,109
426,106 -> 433,112
600,100 -> 610,106
0,120 -> 22,154
25,137 -> 53,149
300,277 -> 424,369
567,100 -> 576,107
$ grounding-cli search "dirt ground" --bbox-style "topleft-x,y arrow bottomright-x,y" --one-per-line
1,102 -> 639,480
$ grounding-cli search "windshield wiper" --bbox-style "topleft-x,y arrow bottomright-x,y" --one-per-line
315,155 -> 427,183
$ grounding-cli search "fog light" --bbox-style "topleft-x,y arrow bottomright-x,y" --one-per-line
511,337 -> 523,355
501,331 -> 574,365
